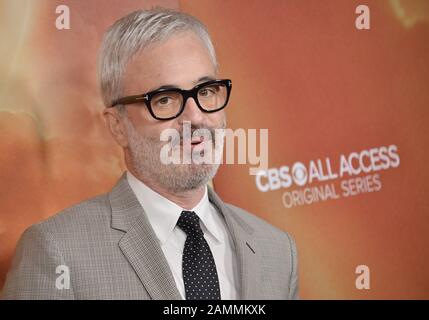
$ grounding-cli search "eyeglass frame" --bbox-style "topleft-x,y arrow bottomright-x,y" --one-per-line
109,79 -> 232,120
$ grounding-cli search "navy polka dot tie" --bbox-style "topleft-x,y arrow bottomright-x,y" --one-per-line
176,210 -> 221,300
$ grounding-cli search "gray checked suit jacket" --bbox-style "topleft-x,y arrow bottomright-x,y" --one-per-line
2,173 -> 298,300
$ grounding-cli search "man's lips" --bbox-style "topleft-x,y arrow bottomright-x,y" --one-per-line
179,136 -> 205,146
191,136 -> 204,145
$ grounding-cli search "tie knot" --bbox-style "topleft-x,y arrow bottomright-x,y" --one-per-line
177,211 -> 203,236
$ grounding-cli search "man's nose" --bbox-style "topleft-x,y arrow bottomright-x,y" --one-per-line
178,96 -> 205,125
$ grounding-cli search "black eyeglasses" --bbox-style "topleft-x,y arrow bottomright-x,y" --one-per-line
110,79 -> 232,120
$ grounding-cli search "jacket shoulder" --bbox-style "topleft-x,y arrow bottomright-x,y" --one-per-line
30,192 -> 112,235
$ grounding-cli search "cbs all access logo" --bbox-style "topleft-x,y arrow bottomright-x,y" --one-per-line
255,145 -> 400,208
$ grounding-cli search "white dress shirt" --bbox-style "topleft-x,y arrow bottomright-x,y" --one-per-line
126,171 -> 239,300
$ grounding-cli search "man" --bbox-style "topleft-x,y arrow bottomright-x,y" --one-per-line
2,8 -> 298,300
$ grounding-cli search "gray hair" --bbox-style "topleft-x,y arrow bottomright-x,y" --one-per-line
97,7 -> 218,110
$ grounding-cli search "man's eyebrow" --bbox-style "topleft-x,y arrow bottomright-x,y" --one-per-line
194,76 -> 216,85
148,76 -> 216,92
150,84 -> 178,92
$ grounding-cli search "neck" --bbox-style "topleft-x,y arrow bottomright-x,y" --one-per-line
127,168 -> 206,210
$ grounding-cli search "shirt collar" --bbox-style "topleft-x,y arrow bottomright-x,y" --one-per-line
126,171 -> 222,245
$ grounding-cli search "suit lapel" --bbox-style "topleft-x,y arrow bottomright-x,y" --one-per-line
208,187 -> 262,300
109,173 -> 182,300
108,172 -> 262,300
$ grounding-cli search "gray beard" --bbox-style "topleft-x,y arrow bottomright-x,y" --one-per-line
123,118 -> 223,193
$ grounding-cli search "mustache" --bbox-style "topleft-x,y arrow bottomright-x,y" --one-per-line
169,124 -> 225,147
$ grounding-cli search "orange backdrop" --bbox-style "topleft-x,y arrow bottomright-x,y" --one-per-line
0,0 -> 428,299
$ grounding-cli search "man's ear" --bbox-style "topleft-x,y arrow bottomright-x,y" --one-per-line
103,108 -> 129,147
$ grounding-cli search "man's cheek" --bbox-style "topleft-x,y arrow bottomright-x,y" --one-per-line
209,112 -> 226,129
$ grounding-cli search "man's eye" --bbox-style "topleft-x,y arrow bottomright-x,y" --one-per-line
155,96 -> 173,105
199,86 -> 218,97
199,89 -> 209,96
159,97 -> 170,104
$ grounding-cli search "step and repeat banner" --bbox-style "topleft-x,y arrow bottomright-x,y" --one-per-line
0,0 -> 428,298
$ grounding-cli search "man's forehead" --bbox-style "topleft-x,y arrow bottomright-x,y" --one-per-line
129,31 -> 210,64
122,34 -> 217,93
